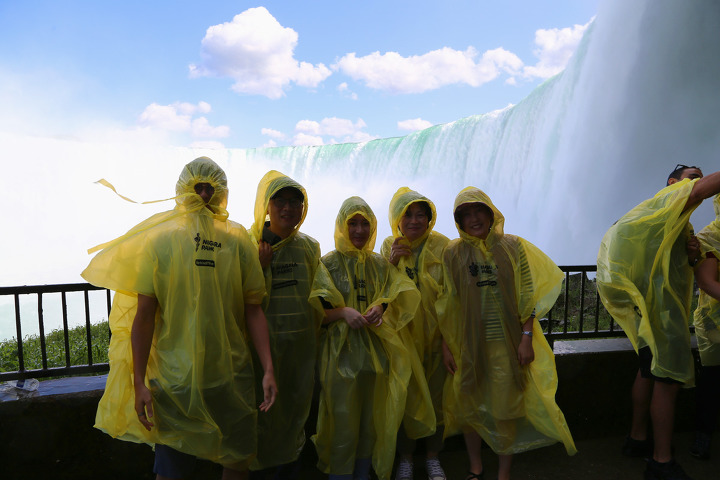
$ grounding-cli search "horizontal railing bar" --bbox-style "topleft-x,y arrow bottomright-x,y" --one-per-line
0,364 -> 109,382
0,283 -> 107,295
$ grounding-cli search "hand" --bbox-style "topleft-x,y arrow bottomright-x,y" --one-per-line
389,237 -> 412,266
441,339 -> 457,374
687,235 -> 701,265
258,241 -> 273,269
363,305 -> 384,327
517,335 -> 535,366
344,307 -> 370,329
258,370 -> 278,412
134,382 -> 155,431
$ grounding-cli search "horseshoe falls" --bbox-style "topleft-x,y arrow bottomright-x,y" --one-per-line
4,0 -> 720,293
222,0 -> 720,264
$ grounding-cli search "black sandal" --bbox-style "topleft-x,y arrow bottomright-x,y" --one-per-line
465,472 -> 484,480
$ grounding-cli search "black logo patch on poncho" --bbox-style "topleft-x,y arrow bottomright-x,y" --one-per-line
468,262 -> 479,277
195,259 -> 215,268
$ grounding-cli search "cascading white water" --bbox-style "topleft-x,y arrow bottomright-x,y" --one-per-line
223,0 -> 720,264
3,0 -> 720,340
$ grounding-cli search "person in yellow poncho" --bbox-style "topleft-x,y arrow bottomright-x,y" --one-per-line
82,157 -> 277,480
247,171 -> 322,479
437,187 -> 576,480
596,165 -> 720,480
309,196 -> 422,480
380,188 -> 448,480
689,195 -> 720,460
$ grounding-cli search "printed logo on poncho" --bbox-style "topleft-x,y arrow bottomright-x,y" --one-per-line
273,262 -> 298,275
195,259 -> 215,267
471,263 -> 497,287
469,262 -> 479,277
405,266 -> 416,279
194,233 -> 223,252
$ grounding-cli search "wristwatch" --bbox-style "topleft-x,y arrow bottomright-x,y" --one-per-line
521,330 -> 533,337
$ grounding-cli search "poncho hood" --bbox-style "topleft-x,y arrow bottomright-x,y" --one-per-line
453,187 -> 505,251
250,170 -> 308,247
388,187 -> 437,248
335,196 -> 377,255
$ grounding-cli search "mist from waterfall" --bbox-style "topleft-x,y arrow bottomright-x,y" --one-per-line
217,0 -> 720,265
2,0 -> 720,341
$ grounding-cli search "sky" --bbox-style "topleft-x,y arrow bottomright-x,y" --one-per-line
0,0 -> 597,149
0,0 -> 599,292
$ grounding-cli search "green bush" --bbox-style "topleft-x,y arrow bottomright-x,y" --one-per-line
0,321 -> 110,373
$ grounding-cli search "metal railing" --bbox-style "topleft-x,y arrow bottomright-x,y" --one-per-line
0,265 -> 621,381
544,265 -> 626,344
0,283 -> 112,381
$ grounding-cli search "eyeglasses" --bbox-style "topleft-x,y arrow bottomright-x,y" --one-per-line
272,197 -> 304,209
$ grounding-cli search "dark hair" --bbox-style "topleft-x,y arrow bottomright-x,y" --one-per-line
454,202 -> 493,230
667,164 -> 701,185
406,201 -> 432,222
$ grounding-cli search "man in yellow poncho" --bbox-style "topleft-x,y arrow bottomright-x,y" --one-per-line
82,157 -> 277,480
247,171 -> 322,479
438,187 -> 576,480
380,188 -> 448,480
597,164 -> 720,480
690,194 -> 720,461
309,196 -> 423,480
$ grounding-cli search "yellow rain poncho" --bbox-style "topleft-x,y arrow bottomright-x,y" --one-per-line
597,179 -> 698,384
248,171 -> 322,470
309,197 -> 422,480
694,195 -> 720,366
437,187 -> 576,455
82,157 -> 266,466
380,187 -> 448,438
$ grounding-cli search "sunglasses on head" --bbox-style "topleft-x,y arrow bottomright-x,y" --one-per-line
673,164 -> 701,172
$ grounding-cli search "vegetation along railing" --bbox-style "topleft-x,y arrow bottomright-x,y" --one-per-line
0,265 -> 636,382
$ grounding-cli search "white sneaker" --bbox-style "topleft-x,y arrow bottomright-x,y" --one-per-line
395,458 -> 413,480
426,457 -> 446,480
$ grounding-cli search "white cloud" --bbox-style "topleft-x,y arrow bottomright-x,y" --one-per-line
334,46 -> 522,94
261,128 -> 286,140
293,132 -> 325,146
138,101 -> 229,139
189,7 -> 332,99
523,21 -> 591,80
337,82 -> 358,100
294,117 -> 373,144
295,120 -> 321,135
398,118 -> 433,132
191,117 -> 230,138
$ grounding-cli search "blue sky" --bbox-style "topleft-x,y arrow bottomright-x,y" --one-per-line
0,0 -> 598,149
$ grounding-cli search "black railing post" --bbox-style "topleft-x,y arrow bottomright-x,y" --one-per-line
14,294 -> 24,374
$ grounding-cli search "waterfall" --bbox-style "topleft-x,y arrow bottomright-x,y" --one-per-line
3,0 -> 720,340
223,0 -> 720,264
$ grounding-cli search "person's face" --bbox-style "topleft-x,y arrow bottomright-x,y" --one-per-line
268,189 -> 304,236
399,203 -> 430,242
194,183 -> 215,204
680,168 -> 703,181
457,203 -> 493,240
347,213 -> 371,249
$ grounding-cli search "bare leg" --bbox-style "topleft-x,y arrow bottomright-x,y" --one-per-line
630,369 -> 653,440
463,430 -> 483,477
651,381 -> 681,463
498,454 -> 512,480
